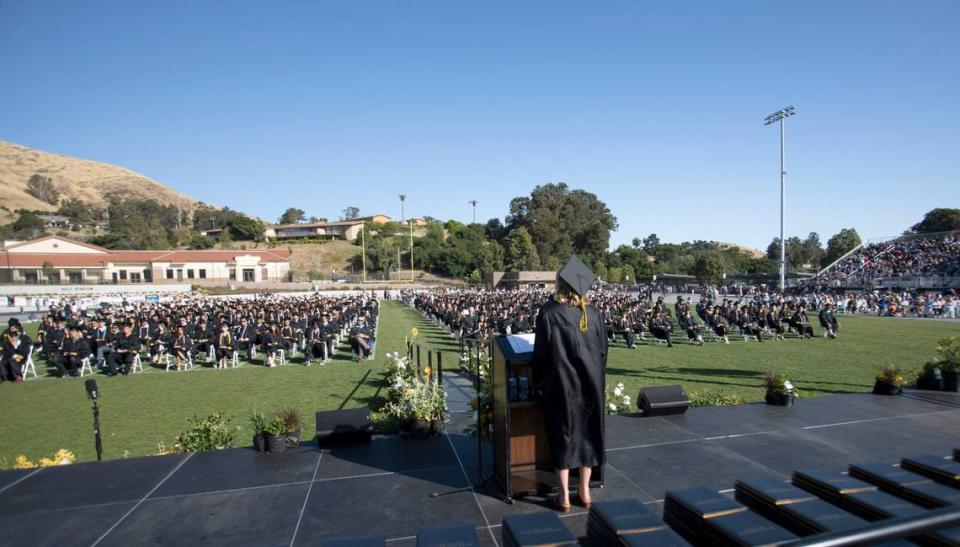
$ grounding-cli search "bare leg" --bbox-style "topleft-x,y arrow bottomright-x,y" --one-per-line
557,468 -> 570,505
579,466 -> 592,503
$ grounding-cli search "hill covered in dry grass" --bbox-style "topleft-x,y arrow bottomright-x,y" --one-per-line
0,140 -> 205,223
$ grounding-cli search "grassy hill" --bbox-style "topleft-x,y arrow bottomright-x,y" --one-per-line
0,140 -> 206,224
235,240 -> 362,280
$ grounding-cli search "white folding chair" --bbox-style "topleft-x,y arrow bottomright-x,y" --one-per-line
276,349 -> 286,366
79,356 -> 94,377
22,346 -> 38,379
230,351 -> 240,368
130,353 -> 144,374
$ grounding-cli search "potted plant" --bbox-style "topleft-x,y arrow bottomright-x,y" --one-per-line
387,377 -> 448,438
935,336 -> 959,392
873,367 -> 904,395
250,410 -> 267,452
265,416 -> 288,454
279,407 -> 302,447
762,372 -> 798,406
916,361 -> 944,391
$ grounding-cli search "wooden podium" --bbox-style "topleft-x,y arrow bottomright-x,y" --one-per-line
491,335 -> 603,501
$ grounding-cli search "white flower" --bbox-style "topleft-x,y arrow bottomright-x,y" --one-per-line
608,403 -> 617,411
622,396 -> 631,406
616,382 -> 625,390
613,386 -> 623,397
783,380 -> 794,391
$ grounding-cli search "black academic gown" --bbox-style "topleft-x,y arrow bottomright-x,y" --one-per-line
533,300 -> 607,470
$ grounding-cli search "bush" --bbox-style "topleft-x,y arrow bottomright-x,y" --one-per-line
175,412 -> 238,452
688,390 -> 746,408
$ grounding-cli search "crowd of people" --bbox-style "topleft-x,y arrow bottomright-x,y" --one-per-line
402,286 -> 841,353
815,233 -> 960,285
0,292 -> 379,383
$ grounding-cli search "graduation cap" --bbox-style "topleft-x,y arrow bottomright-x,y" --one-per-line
558,255 -> 595,296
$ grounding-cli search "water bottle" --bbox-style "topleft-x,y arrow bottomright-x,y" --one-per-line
518,375 -> 529,401
508,376 -> 518,401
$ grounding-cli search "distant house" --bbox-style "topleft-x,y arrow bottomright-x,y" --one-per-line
0,235 -> 291,285
37,214 -> 71,229
489,271 -> 557,290
264,214 -> 393,242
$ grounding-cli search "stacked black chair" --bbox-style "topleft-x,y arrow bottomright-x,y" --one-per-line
793,469 -> 928,521
664,487 -> 798,546
902,455 -> 960,488
735,477 -> 871,536
501,511 -> 578,547
850,462 -> 960,508
587,498 -> 687,546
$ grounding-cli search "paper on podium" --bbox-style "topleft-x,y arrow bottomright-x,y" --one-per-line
506,333 -> 536,354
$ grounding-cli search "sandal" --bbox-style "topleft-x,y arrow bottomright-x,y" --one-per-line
577,493 -> 592,509
551,494 -> 571,513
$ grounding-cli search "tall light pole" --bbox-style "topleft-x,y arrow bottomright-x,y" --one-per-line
399,194 -> 406,224
764,105 -> 795,291
468,200 -> 477,224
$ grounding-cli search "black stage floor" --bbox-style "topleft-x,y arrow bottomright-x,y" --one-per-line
1,377 -> 958,546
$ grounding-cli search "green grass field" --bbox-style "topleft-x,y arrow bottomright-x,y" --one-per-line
2,300 -> 957,468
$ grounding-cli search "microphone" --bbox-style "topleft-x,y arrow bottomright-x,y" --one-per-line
85,379 -> 99,401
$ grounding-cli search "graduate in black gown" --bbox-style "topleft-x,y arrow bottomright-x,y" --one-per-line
533,256 -> 607,512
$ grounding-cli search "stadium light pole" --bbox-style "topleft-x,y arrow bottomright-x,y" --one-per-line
764,105 -> 795,291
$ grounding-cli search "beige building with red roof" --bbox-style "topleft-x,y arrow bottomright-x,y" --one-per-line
0,236 -> 291,285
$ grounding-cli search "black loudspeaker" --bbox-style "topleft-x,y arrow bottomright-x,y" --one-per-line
638,385 -> 690,417
316,408 -> 374,446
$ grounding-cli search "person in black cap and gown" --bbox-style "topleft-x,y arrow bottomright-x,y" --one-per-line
533,255 -> 607,512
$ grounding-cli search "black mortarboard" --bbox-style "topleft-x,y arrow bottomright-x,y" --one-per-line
558,255 -> 594,296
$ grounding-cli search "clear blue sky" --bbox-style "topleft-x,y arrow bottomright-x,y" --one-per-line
1,1 -> 957,251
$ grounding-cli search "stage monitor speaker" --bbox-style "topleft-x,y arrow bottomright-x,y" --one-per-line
316,408 -> 373,446
638,385 -> 690,417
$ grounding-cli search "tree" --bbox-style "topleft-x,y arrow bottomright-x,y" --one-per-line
507,182 -> 617,266
484,218 -> 508,243
642,233 -> 661,254
631,237 -> 642,248
189,235 -> 215,249
802,232 -> 825,270
766,238 -> 782,261
341,206 -> 360,220
57,199 -> 95,224
25,174 -> 61,205
593,260 -> 608,281
475,241 -> 505,279
12,212 -> 44,235
41,260 -> 55,280
278,208 -> 305,225
823,228 -> 862,266
692,251 -> 725,285
909,208 -> 960,234
227,216 -> 264,241
504,227 -> 541,271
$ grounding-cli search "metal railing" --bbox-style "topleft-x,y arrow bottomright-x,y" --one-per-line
786,505 -> 960,546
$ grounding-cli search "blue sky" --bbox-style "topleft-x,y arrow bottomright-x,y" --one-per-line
1,1 -> 957,251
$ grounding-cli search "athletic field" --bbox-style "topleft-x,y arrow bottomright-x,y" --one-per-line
2,300 -> 957,468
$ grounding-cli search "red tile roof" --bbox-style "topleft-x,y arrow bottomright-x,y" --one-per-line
1,249 -> 290,268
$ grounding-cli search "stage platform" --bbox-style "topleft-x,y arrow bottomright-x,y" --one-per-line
1,375 -> 958,546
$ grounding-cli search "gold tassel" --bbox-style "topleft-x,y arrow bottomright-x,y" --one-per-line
579,300 -> 588,333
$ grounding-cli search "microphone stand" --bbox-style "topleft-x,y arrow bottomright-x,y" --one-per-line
91,398 -> 103,462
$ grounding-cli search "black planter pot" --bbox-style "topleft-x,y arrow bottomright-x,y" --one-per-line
943,370 -> 959,392
266,434 -> 287,453
253,432 -> 266,452
406,419 -> 431,439
872,380 -> 901,396
765,390 -> 794,406
285,428 -> 301,448
430,419 -> 444,435
916,373 -> 943,391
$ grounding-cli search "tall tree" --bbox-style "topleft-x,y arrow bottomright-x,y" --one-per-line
802,232 -> 825,270
823,228 -> 862,266
278,208 -> 306,225
504,227 -> 541,271
692,251 -> 725,285
909,208 -> 960,234
642,233 -> 661,254
507,182 -> 617,266
341,206 -> 361,220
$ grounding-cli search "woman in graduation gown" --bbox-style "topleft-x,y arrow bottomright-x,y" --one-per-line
533,256 -> 607,512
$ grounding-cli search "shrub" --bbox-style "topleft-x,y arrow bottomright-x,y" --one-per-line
278,407 -> 301,433
875,366 -> 905,386
175,412 -> 238,452
688,390 -> 746,408
264,416 -> 288,437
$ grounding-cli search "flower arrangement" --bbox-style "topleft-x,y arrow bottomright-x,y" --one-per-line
762,371 -> 798,396
688,390 -> 746,408
14,449 -> 76,469
875,366 -> 905,386
384,352 -> 417,401
382,377 -> 448,423
464,377 -> 494,438
935,336 -> 959,372
605,382 -> 632,414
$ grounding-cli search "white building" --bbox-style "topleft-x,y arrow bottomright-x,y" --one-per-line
0,235 -> 291,285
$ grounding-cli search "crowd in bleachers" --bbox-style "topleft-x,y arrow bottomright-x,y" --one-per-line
0,292 -> 378,383
402,286 -> 840,353
815,233 -> 960,284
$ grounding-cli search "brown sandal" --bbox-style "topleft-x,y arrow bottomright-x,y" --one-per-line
551,494 -> 571,513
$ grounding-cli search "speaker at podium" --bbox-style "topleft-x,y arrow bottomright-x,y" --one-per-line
490,334 -> 603,502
